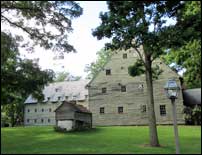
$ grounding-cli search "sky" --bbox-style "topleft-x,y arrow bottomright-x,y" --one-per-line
2,1 -> 183,78
24,1 -> 111,79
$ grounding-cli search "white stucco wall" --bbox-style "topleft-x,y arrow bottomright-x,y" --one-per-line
58,120 -> 73,131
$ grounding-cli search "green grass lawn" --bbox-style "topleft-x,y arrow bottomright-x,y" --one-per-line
1,125 -> 201,154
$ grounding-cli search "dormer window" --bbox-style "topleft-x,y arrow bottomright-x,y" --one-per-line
106,69 -> 111,75
123,53 -> 127,59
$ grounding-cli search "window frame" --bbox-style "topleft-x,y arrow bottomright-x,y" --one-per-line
160,105 -> 166,116
121,85 -> 126,92
123,53 -> 127,59
102,87 -> 107,93
100,107 -> 105,114
118,106 -> 123,114
106,69 -> 111,75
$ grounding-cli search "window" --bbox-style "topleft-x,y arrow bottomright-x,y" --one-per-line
49,108 -> 51,112
35,109 -> 37,112
102,88 -> 107,93
65,96 -> 68,100
123,53 -> 127,59
27,109 -> 30,113
160,105 -> 166,116
121,86 -> 126,92
27,119 -> 29,123
121,66 -> 124,70
34,119 -> 37,123
118,107 -> 123,114
55,88 -> 59,92
100,107 -> 105,114
41,119 -> 44,123
47,97 -> 50,101
85,95 -> 88,99
48,119 -> 50,123
42,108 -> 44,112
58,96 -> 61,101
141,105 -> 146,113
106,69 -> 111,75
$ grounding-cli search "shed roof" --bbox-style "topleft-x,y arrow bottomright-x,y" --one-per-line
183,88 -> 201,106
24,80 -> 90,104
54,101 -> 91,114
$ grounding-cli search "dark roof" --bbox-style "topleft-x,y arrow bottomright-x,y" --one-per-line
183,88 -> 201,106
54,101 -> 91,114
25,80 -> 89,104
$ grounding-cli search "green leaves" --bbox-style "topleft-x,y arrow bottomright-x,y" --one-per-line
128,59 -> 145,77
1,1 -> 83,53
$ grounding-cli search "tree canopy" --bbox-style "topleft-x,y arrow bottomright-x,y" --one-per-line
162,1 -> 201,89
1,1 -> 83,53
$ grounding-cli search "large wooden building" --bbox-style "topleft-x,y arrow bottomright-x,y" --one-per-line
87,47 -> 185,126
24,47 -> 185,127
24,80 -> 89,126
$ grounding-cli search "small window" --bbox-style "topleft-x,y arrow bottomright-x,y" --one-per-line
121,86 -> 126,92
35,109 -> 37,112
27,109 -> 30,113
65,96 -> 68,100
121,66 -> 124,70
41,119 -> 44,123
141,105 -> 146,113
58,96 -> 61,101
48,119 -> 50,123
27,119 -> 30,123
160,105 -> 166,116
55,88 -> 58,92
49,108 -> 51,112
100,107 -> 105,114
118,107 -> 123,114
102,88 -> 107,93
106,69 -> 111,75
47,97 -> 50,101
123,53 -> 127,59
42,108 -> 44,112
34,119 -> 37,123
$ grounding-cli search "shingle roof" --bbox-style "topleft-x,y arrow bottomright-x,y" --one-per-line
24,80 -> 90,104
54,101 -> 91,114
183,88 -> 201,106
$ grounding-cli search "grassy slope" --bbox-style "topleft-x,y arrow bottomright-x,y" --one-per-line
1,126 -> 201,154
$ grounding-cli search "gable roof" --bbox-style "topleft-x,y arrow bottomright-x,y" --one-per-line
54,101 -> 91,114
24,80 -> 90,104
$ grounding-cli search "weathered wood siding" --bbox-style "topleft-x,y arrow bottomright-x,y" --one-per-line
89,48 -> 185,126
74,112 -> 92,123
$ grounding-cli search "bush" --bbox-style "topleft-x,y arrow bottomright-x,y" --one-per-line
184,105 -> 201,125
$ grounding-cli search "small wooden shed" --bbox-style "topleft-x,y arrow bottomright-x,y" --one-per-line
54,101 -> 92,131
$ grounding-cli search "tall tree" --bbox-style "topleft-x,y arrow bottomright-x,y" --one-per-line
92,1 -> 185,146
1,32 -> 55,126
162,1 -> 201,89
1,1 -> 83,53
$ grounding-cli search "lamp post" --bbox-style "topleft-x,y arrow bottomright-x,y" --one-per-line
164,79 -> 180,154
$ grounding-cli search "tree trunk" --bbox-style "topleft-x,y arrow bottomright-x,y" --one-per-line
145,55 -> 160,147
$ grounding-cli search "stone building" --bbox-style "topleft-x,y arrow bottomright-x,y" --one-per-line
24,80 -> 89,126
87,47 -> 185,126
